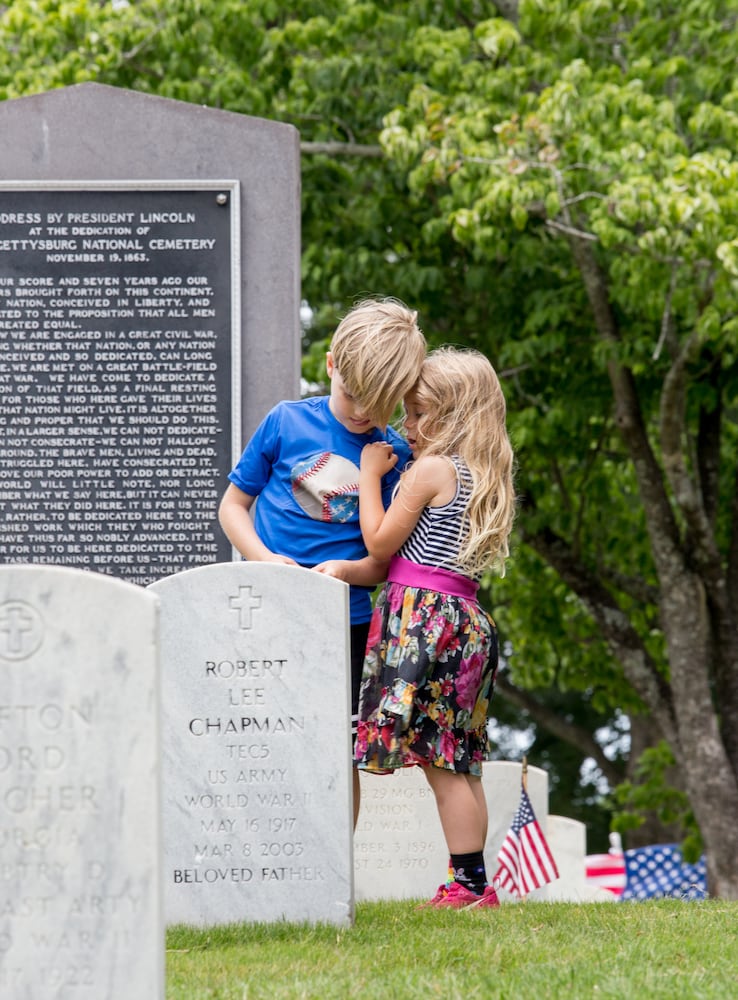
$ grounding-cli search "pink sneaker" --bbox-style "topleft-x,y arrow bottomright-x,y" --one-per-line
466,885 -> 500,910
416,883 -> 450,909
433,881 -> 500,910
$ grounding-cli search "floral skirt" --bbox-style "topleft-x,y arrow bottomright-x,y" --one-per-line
353,581 -> 498,776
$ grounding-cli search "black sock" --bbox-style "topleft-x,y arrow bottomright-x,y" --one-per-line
451,851 -> 487,896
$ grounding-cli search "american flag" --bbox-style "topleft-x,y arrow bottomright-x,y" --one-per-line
584,850 -> 627,897
584,833 -> 626,897
493,785 -> 560,898
621,844 -> 707,900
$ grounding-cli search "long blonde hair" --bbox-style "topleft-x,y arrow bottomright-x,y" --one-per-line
411,346 -> 515,576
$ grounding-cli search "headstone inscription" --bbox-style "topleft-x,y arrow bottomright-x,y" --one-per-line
0,565 -> 162,1000
354,761 -> 551,902
0,182 -> 238,585
0,83 -> 301,586
149,562 -> 354,927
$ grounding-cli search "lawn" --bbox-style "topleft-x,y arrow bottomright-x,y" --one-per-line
166,898 -> 738,999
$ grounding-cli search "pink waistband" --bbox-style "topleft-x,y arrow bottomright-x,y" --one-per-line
387,556 -> 479,601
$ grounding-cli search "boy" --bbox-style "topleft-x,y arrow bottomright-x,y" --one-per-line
218,298 -> 426,823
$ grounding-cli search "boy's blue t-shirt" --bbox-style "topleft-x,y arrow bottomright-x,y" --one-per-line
227,395 -> 411,623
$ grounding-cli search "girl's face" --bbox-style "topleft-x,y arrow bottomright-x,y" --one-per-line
403,390 -> 433,456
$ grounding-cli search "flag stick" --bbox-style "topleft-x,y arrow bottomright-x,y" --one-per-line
522,754 -> 528,793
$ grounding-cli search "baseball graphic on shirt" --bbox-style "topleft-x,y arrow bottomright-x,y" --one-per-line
291,452 -> 359,523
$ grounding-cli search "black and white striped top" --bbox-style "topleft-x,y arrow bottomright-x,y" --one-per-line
397,456 -> 474,578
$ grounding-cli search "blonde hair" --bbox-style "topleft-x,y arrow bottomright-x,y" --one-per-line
330,297 -> 426,428
411,346 -> 515,576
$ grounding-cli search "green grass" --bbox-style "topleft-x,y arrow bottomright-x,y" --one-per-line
166,899 -> 738,999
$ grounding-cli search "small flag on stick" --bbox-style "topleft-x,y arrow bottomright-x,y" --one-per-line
493,765 -> 559,898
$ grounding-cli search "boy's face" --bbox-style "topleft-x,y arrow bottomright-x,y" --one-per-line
325,352 -> 378,434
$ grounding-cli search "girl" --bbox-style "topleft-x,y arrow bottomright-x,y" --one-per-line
354,346 -> 515,909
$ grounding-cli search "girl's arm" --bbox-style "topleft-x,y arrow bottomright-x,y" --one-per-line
359,443 -> 451,561
312,554 -> 390,586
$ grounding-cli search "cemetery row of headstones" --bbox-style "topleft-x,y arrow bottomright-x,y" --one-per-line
1,562 -> 352,999
1,561 -> 609,999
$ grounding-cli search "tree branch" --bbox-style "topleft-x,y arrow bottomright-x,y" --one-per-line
697,363 -> 722,528
656,300 -> 738,776
594,566 -> 660,608
659,327 -> 705,527
492,0 -> 519,24
300,141 -> 383,158
545,218 -> 598,241
494,674 -> 624,787
652,261 -> 680,361
522,523 -> 680,757
565,233 -> 683,564
728,467 -> 738,613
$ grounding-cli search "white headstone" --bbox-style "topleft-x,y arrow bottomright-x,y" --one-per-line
0,566 -> 162,1000
150,562 -> 353,926
354,760 -> 550,902
546,815 -> 616,901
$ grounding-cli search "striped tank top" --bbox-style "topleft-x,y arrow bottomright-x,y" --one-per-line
397,456 -> 475,578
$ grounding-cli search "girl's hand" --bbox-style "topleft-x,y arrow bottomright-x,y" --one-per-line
312,559 -> 350,581
313,556 -> 389,586
361,441 -> 398,476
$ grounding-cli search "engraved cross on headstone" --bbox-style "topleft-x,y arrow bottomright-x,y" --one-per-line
0,602 -> 36,657
228,586 -> 262,630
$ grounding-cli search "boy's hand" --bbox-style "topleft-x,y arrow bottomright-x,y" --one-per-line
361,441 -> 398,476
266,553 -> 299,566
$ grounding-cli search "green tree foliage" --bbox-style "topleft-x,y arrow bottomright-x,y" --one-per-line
3,0 -> 738,893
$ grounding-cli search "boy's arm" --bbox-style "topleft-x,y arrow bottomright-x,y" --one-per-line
218,483 -> 297,565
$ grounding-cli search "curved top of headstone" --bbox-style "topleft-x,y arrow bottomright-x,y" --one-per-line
0,82 -> 299,180
0,564 -> 158,665
0,561 -> 158,596
148,559 -> 349,598
0,81 -> 297,132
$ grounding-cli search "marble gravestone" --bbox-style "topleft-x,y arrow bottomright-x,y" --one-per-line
0,565 -> 162,1000
150,562 -> 354,927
